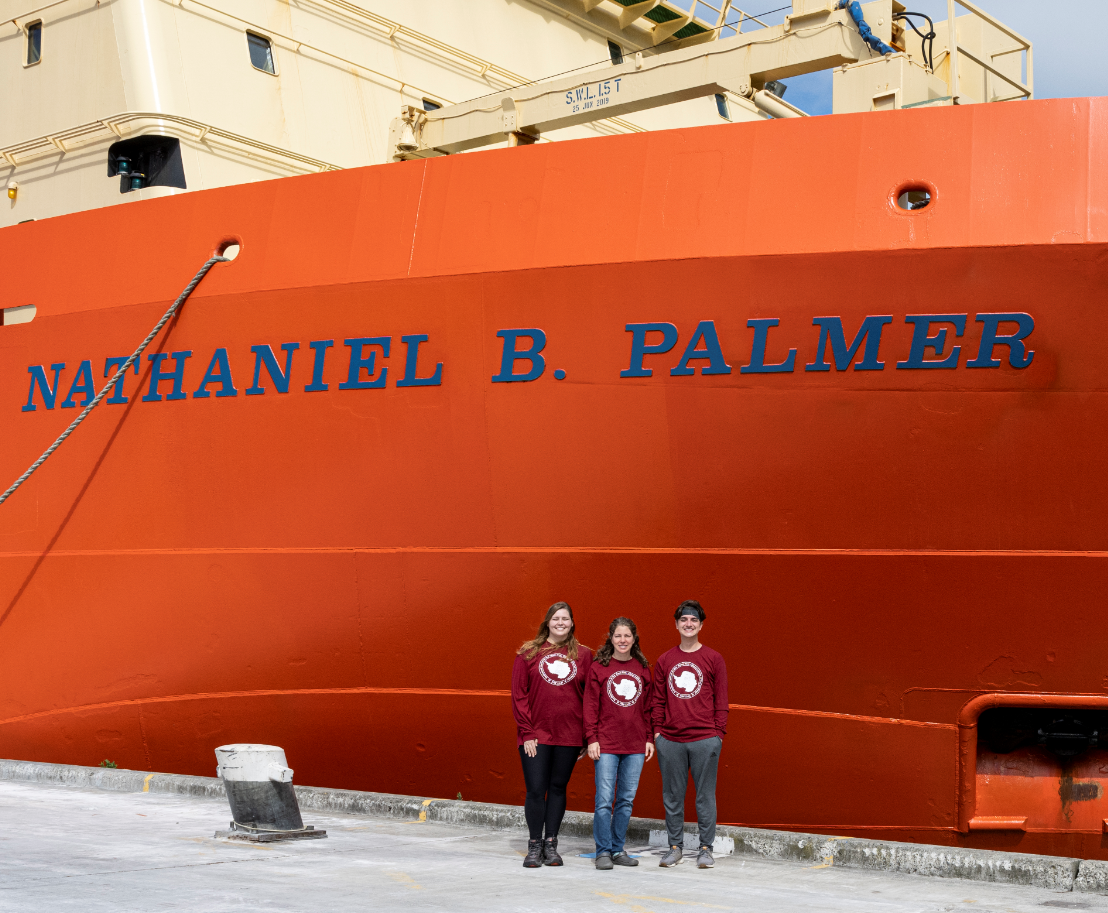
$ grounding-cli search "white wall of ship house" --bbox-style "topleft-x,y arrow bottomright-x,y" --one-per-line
0,0 -> 751,227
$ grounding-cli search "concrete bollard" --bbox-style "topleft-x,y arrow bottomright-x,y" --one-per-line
212,744 -> 326,842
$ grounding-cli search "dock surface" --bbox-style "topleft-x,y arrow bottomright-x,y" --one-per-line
1,778 -> 1104,912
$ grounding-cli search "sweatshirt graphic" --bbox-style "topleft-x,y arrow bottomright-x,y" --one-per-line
511,646 -> 592,747
583,658 -> 652,755
650,645 -> 728,742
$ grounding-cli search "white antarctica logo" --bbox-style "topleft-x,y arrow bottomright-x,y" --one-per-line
668,661 -> 703,699
606,671 -> 643,707
539,653 -> 577,686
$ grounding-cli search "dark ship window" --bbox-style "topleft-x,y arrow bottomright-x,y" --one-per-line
715,94 -> 730,121
25,22 -> 41,66
422,99 -> 441,112
608,40 -> 623,66
897,188 -> 932,210
107,136 -> 187,194
247,32 -> 276,75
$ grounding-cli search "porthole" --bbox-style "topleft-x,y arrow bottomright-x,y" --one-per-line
247,32 -> 275,75
422,98 -> 441,112
715,93 -> 730,121
25,21 -> 42,66
896,188 -> 932,211
608,40 -> 623,66
217,238 -> 242,261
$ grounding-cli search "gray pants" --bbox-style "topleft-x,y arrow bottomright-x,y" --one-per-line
655,735 -> 721,848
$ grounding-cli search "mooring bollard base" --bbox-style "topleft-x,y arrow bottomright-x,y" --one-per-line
213,744 -> 327,842
213,822 -> 328,843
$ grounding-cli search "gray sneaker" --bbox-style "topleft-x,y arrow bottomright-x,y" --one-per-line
595,851 -> 613,870
612,852 -> 639,867
658,845 -> 683,867
697,845 -> 714,869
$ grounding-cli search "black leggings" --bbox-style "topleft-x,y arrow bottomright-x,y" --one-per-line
518,744 -> 579,841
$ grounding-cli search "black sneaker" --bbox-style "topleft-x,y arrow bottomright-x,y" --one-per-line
542,836 -> 564,866
595,851 -> 613,870
612,852 -> 639,866
523,839 -> 543,868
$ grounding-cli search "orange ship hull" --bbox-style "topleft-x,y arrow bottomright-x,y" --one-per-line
2,96 -> 1107,858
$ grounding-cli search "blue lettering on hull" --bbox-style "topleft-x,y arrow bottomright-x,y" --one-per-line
16,314 -> 1036,413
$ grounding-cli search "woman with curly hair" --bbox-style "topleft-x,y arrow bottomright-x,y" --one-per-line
511,601 -> 591,868
583,616 -> 653,870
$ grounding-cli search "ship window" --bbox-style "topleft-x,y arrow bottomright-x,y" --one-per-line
608,40 -> 623,66
247,32 -> 275,75
25,21 -> 42,66
715,93 -> 730,121
422,99 -> 441,112
1,304 -> 36,326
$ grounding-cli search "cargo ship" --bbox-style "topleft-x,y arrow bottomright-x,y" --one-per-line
4,0 -> 1108,860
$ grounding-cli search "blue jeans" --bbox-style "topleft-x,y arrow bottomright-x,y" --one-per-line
593,752 -> 645,855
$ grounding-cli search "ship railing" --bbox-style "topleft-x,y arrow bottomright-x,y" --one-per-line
0,112 -> 342,174
614,0 -> 772,47
940,0 -> 1032,102
664,0 -> 1031,104
699,1 -> 772,40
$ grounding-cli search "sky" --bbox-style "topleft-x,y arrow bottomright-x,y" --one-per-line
669,1 -> 1108,115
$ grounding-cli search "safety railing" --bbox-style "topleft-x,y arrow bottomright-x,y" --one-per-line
676,0 -> 772,41
0,112 -> 342,173
945,0 -> 1032,102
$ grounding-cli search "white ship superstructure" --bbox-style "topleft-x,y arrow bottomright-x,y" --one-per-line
0,0 -> 1029,227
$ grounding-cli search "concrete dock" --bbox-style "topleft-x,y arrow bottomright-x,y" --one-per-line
3,777 -> 1108,912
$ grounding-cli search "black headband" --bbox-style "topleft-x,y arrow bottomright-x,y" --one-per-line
678,606 -> 701,619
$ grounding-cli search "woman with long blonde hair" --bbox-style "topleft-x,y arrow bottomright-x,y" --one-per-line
511,601 -> 591,868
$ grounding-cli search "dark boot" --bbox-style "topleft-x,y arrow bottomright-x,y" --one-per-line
523,839 -> 544,868
542,836 -> 564,866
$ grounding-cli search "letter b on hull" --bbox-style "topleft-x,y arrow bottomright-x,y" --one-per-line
492,329 -> 546,382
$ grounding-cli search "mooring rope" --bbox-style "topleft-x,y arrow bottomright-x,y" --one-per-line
0,255 -> 228,507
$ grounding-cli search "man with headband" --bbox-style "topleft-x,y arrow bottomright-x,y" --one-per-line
651,599 -> 729,870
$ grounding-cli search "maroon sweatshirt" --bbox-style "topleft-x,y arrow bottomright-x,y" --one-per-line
511,645 -> 592,747
583,657 -> 653,755
650,645 -> 728,742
